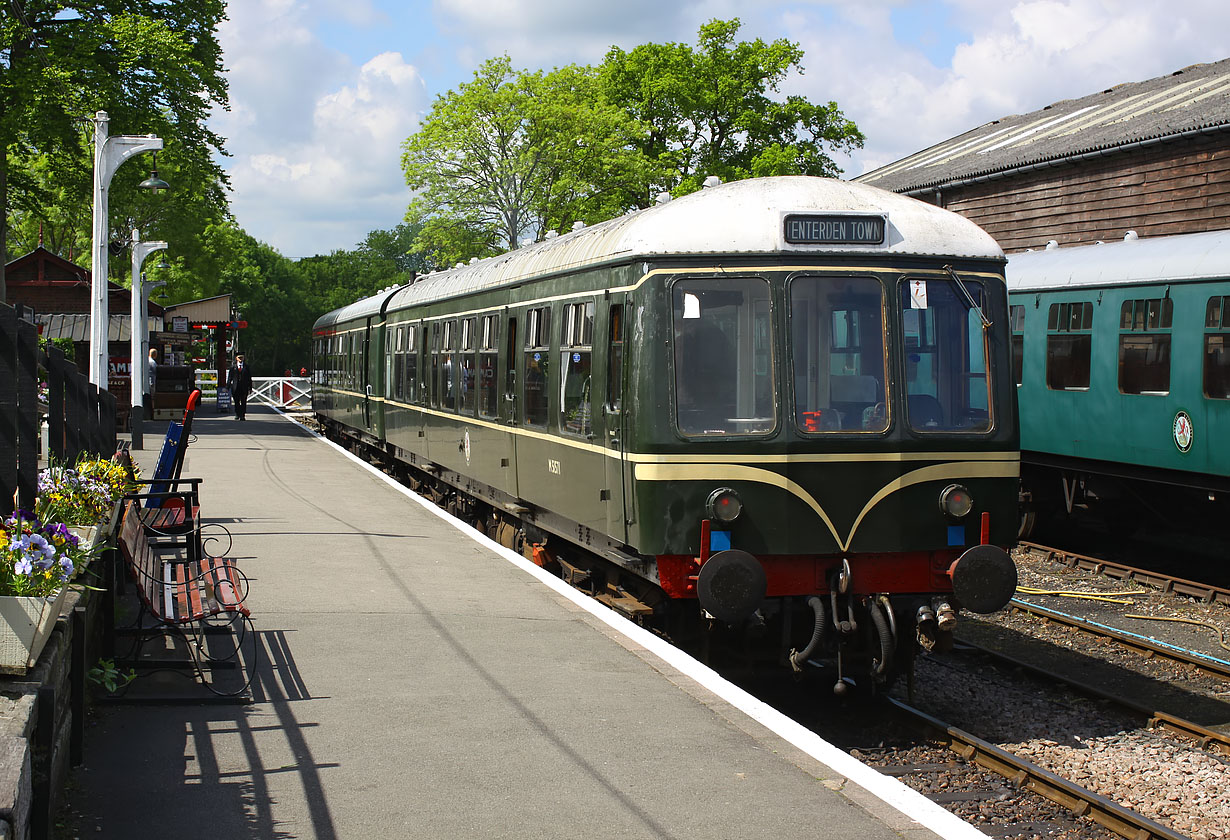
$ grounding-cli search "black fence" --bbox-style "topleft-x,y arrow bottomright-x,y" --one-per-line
0,301 -> 117,516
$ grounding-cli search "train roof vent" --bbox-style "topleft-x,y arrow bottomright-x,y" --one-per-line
1045,240 -> 1059,250
545,230 -> 559,239
1124,230 -> 1139,242
572,220 -> 586,231
656,191 -> 671,204
703,175 -> 722,188
469,257 -> 479,264
455,262 -> 465,268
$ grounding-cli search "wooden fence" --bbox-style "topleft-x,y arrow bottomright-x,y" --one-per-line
0,301 -> 116,516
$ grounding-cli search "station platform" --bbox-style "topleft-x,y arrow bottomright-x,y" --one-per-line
67,405 -> 985,839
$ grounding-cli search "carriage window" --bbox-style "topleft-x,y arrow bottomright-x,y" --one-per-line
899,278 -> 991,433
790,275 -> 887,433
1119,297 -> 1171,395
1205,296 -> 1230,399
673,276 -> 775,436
478,315 -> 500,417
1046,301 -> 1093,390
560,301 -> 594,436
459,317 -> 477,414
389,325 -> 402,400
607,304 -> 624,413
1010,304 -> 1025,386
441,320 -> 457,410
524,306 -> 551,427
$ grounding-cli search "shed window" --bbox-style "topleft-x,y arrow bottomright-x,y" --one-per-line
1045,301 -> 1093,391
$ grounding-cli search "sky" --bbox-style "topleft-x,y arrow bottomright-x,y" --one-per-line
210,0 -> 1230,259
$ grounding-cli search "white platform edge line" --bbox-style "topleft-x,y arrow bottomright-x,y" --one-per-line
276,408 -> 989,840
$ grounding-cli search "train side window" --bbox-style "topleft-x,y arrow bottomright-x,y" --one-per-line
459,317 -> 477,415
607,304 -> 624,413
1010,305 -> 1025,387
524,306 -> 551,427
405,324 -> 418,404
1118,297 -> 1171,395
443,320 -> 459,410
389,325 -> 402,400
1204,296 -> 1230,399
478,314 -> 500,418
790,275 -> 887,433
1045,301 -> 1092,390
429,323 -> 441,407
560,301 -> 594,437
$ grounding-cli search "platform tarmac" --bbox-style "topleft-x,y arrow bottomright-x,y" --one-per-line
65,405 -> 985,839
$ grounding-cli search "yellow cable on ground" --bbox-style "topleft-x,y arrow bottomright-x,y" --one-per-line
1016,586 -> 1145,605
1124,614 -> 1230,653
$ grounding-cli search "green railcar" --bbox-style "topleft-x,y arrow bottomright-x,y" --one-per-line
1008,229 -> 1230,536
313,176 -> 1020,692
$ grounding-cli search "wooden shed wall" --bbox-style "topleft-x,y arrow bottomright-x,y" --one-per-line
929,134 -> 1230,253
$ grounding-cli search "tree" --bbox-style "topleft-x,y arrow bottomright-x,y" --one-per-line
599,18 -> 864,199
1,1 -> 229,296
401,56 -> 649,263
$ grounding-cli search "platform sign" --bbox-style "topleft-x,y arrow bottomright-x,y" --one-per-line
172,316 -> 189,333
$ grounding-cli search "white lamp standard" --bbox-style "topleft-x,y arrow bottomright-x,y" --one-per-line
90,110 -> 166,388
129,229 -> 167,449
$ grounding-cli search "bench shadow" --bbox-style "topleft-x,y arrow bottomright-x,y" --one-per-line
66,629 -> 337,840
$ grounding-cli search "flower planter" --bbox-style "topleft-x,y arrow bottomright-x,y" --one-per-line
0,588 -> 70,674
98,501 -> 123,539
67,524 -> 100,549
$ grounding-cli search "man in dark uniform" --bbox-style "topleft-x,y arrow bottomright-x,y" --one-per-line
228,354 -> 254,420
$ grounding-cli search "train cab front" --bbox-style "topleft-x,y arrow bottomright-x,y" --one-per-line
645,263 -> 1020,693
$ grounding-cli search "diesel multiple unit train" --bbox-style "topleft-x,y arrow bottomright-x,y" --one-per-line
312,176 -> 1020,693
1008,229 -> 1230,539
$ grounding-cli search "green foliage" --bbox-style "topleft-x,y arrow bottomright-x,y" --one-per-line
401,56 -> 650,262
88,658 -> 136,693
600,18 -> 864,198
1,1 -> 230,291
401,19 -> 863,262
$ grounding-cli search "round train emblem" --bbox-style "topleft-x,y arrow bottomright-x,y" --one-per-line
1172,410 -> 1193,453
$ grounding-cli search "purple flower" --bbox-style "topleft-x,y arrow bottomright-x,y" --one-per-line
57,556 -> 75,582
14,555 -> 33,577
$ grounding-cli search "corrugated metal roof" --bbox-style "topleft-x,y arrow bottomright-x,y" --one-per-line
857,59 -> 1230,195
1006,228 -> 1230,291
163,294 -> 231,323
37,314 -> 161,342
314,176 -> 1003,331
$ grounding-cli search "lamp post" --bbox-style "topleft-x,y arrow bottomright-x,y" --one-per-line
90,110 -> 166,388
129,229 -> 167,450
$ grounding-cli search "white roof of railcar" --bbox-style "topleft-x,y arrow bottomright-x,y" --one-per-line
1007,229 -> 1230,292
316,176 -> 1002,329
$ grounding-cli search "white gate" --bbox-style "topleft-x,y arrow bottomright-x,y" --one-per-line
194,371 -> 312,410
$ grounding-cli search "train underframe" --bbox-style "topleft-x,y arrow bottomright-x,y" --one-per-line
323,418 -> 1001,696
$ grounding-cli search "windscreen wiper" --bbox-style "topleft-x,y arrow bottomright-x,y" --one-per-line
943,264 -> 991,328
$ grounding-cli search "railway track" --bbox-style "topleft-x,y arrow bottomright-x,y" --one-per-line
882,698 -> 1190,840
1018,541 -> 1230,607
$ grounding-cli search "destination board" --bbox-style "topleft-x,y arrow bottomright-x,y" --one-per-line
784,214 -> 885,245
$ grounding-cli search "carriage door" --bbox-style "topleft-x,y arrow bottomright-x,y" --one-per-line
600,295 -> 629,541
363,317 -> 375,432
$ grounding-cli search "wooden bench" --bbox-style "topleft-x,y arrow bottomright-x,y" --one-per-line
113,499 -> 255,698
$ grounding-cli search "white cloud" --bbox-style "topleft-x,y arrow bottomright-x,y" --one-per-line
215,2 -> 429,257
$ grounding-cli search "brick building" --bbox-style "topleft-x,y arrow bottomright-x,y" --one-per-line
856,58 -> 1230,251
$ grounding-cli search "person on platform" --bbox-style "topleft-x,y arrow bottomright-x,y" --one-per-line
228,354 -> 253,420
148,348 -> 158,393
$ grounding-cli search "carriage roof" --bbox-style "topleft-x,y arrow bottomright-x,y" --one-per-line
314,176 -> 1002,330
1007,228 -> 1230,292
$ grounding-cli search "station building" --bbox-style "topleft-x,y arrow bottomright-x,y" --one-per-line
856,57 -> 1230,249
